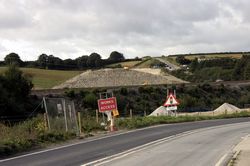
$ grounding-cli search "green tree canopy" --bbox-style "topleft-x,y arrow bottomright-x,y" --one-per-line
4,53 -> 23,66
108,51 -> 125,63
0,65 -> 33,116
76,55 -> 89,69
87,53 -> 102,68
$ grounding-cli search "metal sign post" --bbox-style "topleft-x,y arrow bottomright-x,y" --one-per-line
163,89 -> 180,116
98,91 -> 118,132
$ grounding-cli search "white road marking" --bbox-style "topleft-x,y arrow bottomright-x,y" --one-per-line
0,123 -> 173,163
82,122 -> 250,166
215,153 -> 228,166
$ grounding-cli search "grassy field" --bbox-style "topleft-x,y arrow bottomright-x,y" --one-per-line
160,53 -> 243,66
107,60 -> 142,68
0,67 -> 82,89
183,53 -> 243,60
135,58 -> 159,68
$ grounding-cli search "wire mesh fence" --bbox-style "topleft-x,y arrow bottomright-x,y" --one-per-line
43,97 -> 78,134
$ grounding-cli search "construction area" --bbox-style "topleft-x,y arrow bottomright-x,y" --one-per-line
53,68 -> 187,89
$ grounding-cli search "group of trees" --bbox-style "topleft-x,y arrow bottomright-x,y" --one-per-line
189,57 -> 237,71
175,56 -> 191,65
0,65 -> 34,118
66,83 -> 250,117
173,54 -> 250,82
232,55 -> 250,80
1,51 -> 126,70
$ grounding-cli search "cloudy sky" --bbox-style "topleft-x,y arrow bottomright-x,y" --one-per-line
0,0 -> 250,60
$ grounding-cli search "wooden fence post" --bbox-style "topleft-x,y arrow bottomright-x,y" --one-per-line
96,109 -> 99,123
78,112 -> 82,135
130,109 -> 133,119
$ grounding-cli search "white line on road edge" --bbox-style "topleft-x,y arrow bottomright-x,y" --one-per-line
82,122 -> 250,166
1,121 -> 249,164
0,123 -> 177,163
217,134 -> 250,166
215,154 -> 228,166
82,131 -> 195,166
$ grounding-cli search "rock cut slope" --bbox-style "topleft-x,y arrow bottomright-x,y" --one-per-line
53,68 -> 187,89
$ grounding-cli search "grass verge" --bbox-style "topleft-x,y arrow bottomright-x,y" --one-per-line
116,111 -> 250,129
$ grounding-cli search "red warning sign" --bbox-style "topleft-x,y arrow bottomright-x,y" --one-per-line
163,93 -> 180,107
98,97 -> 117,112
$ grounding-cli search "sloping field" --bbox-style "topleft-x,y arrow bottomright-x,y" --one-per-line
53,68 -> 187,89
106,60 -> 142,68
184,53 -> 242,60
164,53 -> 244,65
0,67 -> 82,89
134,58 -> 159,68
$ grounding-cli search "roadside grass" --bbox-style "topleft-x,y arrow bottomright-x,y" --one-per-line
0,67 -> 82,89
0,115 -> 105,158
116,111 -> 250,129
0,116 -> 76,158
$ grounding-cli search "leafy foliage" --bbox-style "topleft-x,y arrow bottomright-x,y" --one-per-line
4,53 -> 23,66
0,65 -> 33,117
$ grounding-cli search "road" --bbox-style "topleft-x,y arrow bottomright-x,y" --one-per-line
1,118 -> 250,166
96,121 -> 250,166
155,57 -> 180,70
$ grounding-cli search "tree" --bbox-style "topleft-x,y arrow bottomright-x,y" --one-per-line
190,58 -> 199,72
63,59 -> 77,69
37,54 -> 48,68
0,65 -> 33,116
108,51 -> 125,63
76,55 -> 89,69
4,53 -> 23,66
87,53 -> 102,68
244,63 -> 250,80
232,55 -> 250,80
176,56 -> 191,65
36,54 -> 63,69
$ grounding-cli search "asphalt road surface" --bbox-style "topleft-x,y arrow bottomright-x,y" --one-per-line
1,118 -> 250,166
97,121 -> 250,166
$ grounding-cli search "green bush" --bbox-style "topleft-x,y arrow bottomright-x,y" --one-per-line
0,116 -> 77,157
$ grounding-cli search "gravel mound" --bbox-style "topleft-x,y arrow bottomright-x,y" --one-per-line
53,68 -> 186,89
149,106 -> 174,116
213,103 -> 241,114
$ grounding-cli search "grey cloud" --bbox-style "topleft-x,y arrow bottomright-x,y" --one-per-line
0,0 -> 249,60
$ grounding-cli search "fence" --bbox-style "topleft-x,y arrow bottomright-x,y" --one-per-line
43,97 -> 79,134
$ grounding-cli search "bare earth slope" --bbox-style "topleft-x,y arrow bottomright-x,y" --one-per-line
53,68 -> 187,89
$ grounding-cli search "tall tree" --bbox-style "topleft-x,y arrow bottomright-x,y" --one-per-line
4,53 -> 23,66
190,58 -> 199,72
232,55 -> 250,80
244,63 -> 250,80
76,55 -> 89,69
108,51 -> 125,63
0,65 -> 33,116
37,54 -> 48,69
87,53 -> 102,68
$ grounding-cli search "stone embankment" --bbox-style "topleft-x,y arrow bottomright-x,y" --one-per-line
53,68 -> 187,89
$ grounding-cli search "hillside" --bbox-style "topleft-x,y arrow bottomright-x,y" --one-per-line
0,67 -> 82,89
53,68 -> 187,89
166,52 -> 247,64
